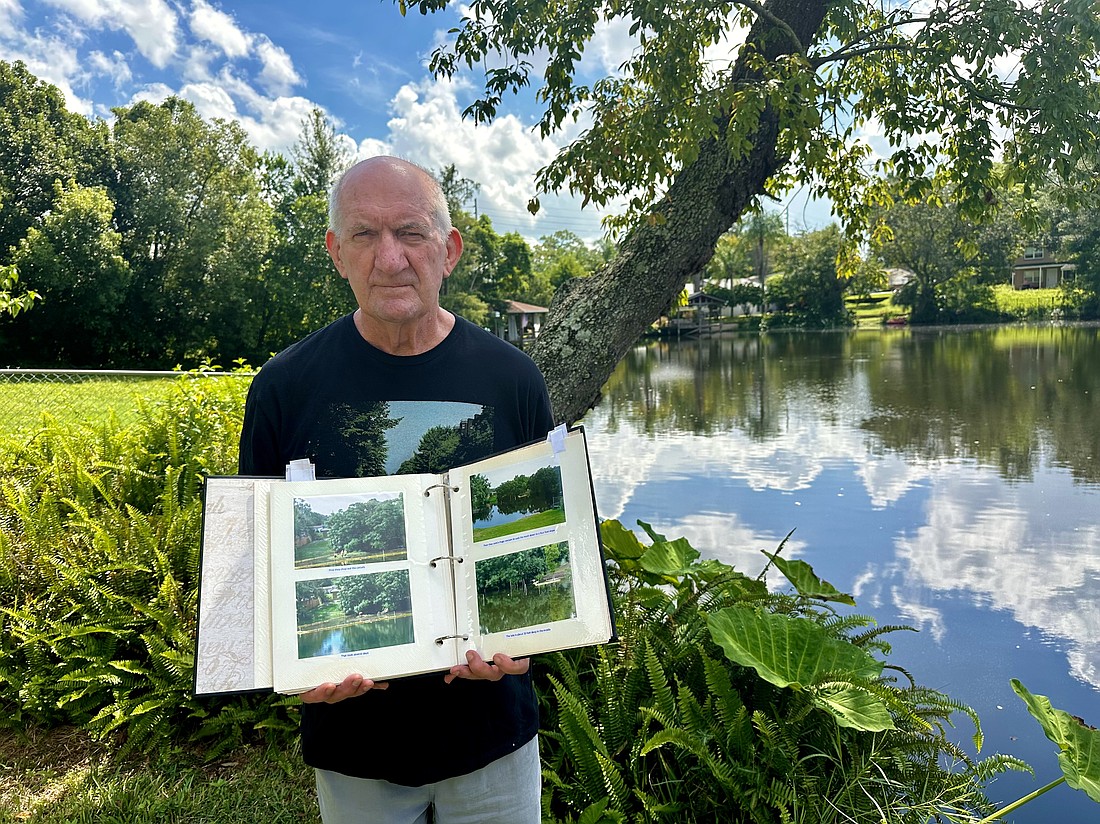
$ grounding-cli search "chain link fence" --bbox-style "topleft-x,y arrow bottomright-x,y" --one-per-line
0,369 -> 254,437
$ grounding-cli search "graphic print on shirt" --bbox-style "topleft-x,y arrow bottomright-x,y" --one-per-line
314,400 -> 494,477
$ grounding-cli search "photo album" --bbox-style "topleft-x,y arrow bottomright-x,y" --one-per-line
193,426 -> 614,696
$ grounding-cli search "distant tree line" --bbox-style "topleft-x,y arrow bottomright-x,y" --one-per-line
702,179 -> 1100,328
0,60 -> 612,368
477,543 -> 568,595
6,57 -> 1099,360
469,465 -> 564,523
296,570 -> 411,624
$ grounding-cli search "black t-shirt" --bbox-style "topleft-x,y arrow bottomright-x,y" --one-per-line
239,313 -> 555,785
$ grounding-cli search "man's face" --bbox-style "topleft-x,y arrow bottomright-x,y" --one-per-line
325,162 -> 461,330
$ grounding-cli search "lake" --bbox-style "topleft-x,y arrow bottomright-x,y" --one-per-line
580,323 -> 1100,822
297,614 -> 414,659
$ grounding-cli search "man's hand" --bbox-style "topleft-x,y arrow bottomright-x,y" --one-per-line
300,673 -> 388,704
444,651 -> 529,684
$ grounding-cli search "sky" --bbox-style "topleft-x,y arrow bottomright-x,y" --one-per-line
1,0 -> 833,243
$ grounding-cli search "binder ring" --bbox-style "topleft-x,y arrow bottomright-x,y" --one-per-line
435,633 -> 469,645
429,555 -> 464,568
423,483 -> 460,497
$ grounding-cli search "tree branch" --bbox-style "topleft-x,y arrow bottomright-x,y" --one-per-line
811,17 -> 933,68
734,0 -> 805,55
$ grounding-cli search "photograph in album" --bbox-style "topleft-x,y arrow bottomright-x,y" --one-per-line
292,491 -> 407,569
295,570 -> 414,659
474,541 -> 576,635
468,453 -> 566,544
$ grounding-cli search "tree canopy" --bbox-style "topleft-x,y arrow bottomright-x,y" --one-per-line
0,63 -> 608,370
404,0 -> 1100,422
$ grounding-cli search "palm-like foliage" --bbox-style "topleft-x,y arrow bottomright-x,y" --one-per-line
537,520 -> 1026,823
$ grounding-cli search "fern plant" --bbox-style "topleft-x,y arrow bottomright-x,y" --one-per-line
537,519 -> 1026,823
0,371 -> 297,755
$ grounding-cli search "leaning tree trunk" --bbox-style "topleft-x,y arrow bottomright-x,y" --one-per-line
532,0 -> 829,425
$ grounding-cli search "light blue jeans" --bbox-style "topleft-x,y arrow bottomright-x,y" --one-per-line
314,736 -> 541,824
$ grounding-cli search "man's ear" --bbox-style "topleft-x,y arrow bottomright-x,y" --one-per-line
325,230 -> 347,279
443,228 -> 463,277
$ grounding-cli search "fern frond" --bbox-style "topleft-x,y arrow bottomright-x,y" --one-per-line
643,640 -> 677,722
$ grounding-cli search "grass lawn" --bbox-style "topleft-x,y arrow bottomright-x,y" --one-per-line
845,291 -> 906,326
0,727 -> 319,824
295,539 -> 408,569
473,508 -> 567,543
0,375 -> 183,438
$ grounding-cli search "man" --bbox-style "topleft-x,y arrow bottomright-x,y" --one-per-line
239,157 -> 554,822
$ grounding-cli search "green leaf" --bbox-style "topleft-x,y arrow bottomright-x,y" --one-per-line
577,797 -> 619,824
707,606 -> 883,690
636,520 -> 667,543
599,519 -> 647,561
1012,679 -> 1100,802
762,550 -> 856,605
639,538 -> 700,577
813,684 -> 894,731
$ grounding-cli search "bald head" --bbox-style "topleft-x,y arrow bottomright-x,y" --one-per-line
328,157 -> 452,240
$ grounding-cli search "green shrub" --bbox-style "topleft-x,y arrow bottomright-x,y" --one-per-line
2,373 -> 1097,820
537,521 -> 1025,823
992,284 -> 1066,321
0,371 -> 298,755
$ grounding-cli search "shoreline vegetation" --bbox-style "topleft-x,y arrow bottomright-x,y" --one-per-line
471,507 -> 567,543
655,286 -> 1076,335
2,357 -> 1098,823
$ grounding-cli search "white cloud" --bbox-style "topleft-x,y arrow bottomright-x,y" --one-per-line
255,35 -> 301,96
380,78 -> 560,230
126,81 -> 175,106
189,0 -> 251,60
588,16 -> 636,77
0,26 -> 93,115
356,137 -> 391,159
895,468 -> 1100,689
180,43 -> 220,84
890,585 -> 947,643
87,49 -> 132,88
0,0 -> 23,33
44,0 -> 180,68
178,80 -> 239,122
230,95 -> 322,154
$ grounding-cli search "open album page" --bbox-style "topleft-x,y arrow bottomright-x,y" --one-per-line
267,475 -> 459,693
448,429 -> 613,661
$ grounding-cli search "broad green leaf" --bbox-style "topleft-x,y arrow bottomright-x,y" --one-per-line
762,550 -> 856,605
636,520 -> 668,543
814,684 -> 894,731
639,537 -> 700,576
1012,679 -> 1100,802
599,519 -> 647,561
708,606 -> 884,690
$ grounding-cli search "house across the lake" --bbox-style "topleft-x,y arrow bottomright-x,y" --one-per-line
885,267 -> 915,290
494,300 -> 549,345
1011,245 -> 1075,289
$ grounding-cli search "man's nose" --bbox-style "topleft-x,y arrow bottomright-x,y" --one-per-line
375,233 -> 409,272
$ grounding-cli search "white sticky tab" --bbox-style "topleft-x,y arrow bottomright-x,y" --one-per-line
285,459 -> 316,481
547,423 -> 568,454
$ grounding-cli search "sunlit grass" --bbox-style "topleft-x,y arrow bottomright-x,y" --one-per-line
472,507 -> 567,542
0,727 -> 320,824
0,375 -> 180,438
992,284 -> 1064,318
845,291 -> 905,326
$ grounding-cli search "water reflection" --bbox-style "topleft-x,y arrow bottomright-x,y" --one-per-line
581,324 -> 1100,821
